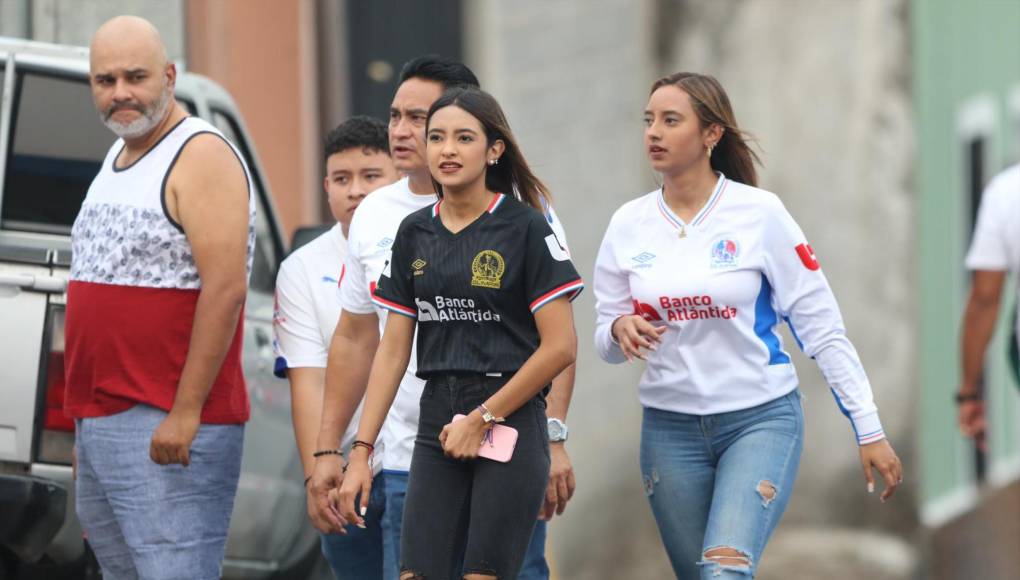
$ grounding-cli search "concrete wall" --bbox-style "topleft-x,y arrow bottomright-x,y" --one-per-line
186,0 -> 323,240
20,0 -> 185,61
468,0 -> 918,577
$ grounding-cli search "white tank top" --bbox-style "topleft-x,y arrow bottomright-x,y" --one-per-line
71,116 -> 256,289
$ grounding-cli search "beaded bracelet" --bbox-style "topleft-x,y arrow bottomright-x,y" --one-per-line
312,449 -> 344,458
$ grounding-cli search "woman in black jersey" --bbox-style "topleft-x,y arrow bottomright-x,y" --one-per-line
338,87 -> 583,580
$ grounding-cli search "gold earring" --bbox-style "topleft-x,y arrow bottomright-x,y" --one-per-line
707,144 -> 714,158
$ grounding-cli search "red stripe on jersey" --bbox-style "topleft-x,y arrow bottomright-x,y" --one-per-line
530,279 -> 585,312
64,281 -> 249,424
370,291 -> 416,317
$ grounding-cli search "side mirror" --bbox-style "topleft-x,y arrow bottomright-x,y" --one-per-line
288,225 -> 333,256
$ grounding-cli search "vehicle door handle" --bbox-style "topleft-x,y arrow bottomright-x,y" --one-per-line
0,273 -> 67,293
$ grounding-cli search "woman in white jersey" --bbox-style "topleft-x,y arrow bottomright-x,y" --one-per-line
593,72 -> 903,579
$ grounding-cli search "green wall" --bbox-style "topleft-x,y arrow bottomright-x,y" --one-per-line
914,0 -> 1020,520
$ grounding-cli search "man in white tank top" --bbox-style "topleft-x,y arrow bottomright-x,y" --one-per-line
67,16 -> 254,580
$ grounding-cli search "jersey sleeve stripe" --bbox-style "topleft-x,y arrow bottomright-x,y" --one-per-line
530,279 -> 585,313
371,295 -> 417,318
858,431 -> 886,444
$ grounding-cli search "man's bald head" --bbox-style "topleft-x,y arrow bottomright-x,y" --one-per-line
90,15 -> 168,71
89,16 -> 178,141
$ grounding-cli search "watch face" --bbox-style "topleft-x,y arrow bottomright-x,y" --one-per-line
548,419 -> 566,441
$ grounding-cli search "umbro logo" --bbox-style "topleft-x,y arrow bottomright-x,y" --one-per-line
377,237 -> 394,248
412,258 -> 427,276
631,252 -> 656,268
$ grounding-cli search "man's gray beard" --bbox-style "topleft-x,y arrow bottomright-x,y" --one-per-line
101,87 -> 173,140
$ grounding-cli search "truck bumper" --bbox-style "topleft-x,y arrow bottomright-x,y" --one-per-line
0,474 -> 67,562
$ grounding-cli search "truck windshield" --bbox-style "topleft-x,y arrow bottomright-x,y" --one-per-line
1,71 -> 112,234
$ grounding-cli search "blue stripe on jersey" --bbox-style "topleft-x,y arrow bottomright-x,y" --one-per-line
829,387 -> 859,439
782,315 -> 806,353
753,274 -> 791,365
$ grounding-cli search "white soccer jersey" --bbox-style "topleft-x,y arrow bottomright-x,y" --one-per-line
966,163 -> 1020,354
273,224 -> 380,473
594,174 -> 885,445
341,177 -> 572,471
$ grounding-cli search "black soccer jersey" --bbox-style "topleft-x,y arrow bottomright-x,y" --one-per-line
372,193 -> 583,377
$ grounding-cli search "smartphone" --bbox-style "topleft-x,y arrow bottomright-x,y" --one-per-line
452,414 -> 518,463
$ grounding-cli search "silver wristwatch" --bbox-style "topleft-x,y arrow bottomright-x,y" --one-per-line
547,418 -> 569,442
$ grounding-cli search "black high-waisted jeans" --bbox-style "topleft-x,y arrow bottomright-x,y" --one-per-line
400,374 -> 550,579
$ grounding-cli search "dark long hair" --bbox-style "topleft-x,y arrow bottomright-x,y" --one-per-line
426,87 -> 550,210
650,73 -> 761,187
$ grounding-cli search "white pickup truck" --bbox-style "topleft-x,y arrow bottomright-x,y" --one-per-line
0,37 -> 328,579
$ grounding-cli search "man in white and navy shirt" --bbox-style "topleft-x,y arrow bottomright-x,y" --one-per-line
273,116 -> 397,579
959,163 -> 1020,448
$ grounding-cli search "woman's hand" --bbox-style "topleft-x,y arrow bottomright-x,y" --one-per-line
859,439 -> 903,502
307,454 -> 348,534
439,411 -> 491,460
337,449 -> 373,528
611,314 -> 667,361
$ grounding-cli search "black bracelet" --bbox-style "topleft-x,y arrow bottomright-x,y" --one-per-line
954,392 -> 982,404
312,449 -> 344,458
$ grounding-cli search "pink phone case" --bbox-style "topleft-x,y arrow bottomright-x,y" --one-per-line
452,414 -> 518,463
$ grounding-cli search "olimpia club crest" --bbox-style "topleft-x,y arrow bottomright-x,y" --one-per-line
471,250 -> 505,289
710,238 -> 740,269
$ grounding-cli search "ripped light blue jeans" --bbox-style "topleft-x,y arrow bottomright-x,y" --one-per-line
640,390 -> 804,579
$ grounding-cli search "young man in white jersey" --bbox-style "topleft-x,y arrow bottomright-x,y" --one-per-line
274,117 -> 398,578
307,55 -> 577,580
959,163 -> 1020,448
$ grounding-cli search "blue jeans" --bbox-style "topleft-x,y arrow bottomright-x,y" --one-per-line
382,470 -> 407,580
520,519 -> 549,580
75,404 -> 244,580
640,390 -> 804,579
320,472 -> 385,579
